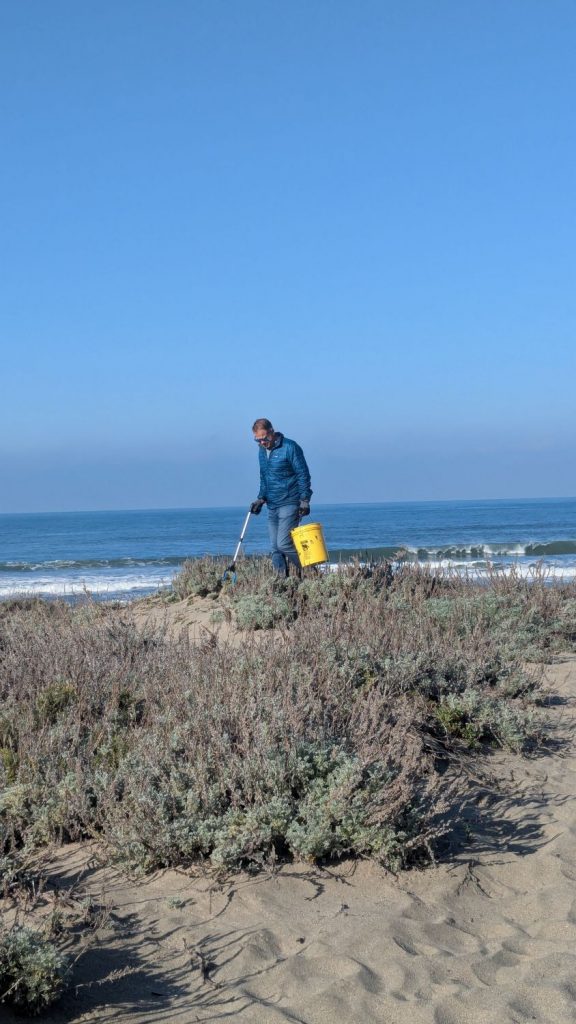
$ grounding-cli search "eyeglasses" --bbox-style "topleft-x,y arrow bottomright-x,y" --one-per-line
254,436 -> 271,443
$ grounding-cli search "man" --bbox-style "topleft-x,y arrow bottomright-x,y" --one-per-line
250,418 -> 312,576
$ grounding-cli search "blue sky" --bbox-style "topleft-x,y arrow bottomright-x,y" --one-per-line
1,0 -> 575,512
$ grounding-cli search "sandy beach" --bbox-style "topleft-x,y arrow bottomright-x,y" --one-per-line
4,632 -> 576,1024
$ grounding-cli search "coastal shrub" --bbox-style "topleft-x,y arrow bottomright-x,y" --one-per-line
168,557 -> 396,625
91,731 -> 439,873
0,567 -> 573,875
169,554 -> 274,601
283,747 -> 406,866
283,581 -> 535,714
0,597 -> 444,871
0,843 -> 110,1016
34,680 -> 76,727
0,924 -> 69,1015
435,689 -> 538,751
169,557 -> 226,599
232,592 -> 295,630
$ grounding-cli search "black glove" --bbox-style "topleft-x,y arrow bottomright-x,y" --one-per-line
250,499 -> 265,515
298,500 -> 310,518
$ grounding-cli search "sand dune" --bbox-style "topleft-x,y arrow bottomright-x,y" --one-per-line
5,655 -> 576,1024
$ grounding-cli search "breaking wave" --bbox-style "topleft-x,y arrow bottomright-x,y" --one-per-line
330,540 -> 576,561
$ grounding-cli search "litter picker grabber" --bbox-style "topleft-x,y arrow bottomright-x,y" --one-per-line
222,507 -> 253,583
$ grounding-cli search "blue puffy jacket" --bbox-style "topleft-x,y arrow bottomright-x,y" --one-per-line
257,433 -> 312,511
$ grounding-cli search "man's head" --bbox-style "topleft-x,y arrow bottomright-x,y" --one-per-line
252,418 -> 275,449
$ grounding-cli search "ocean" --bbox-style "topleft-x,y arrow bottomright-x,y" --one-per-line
1,497 -> 576,601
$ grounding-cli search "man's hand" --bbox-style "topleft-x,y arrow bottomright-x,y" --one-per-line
250,499 -> 265,515
298,501 -> 310,518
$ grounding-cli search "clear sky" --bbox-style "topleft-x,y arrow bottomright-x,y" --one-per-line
1,0 -> 575,512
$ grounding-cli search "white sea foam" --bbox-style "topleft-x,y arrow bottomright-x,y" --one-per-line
482,544 -> 526,557
2,552 -> 576,602
326,558 -> 576,582
0,571 -> 176,598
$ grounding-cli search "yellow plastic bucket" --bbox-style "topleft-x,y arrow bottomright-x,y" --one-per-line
291,522 -> 329,567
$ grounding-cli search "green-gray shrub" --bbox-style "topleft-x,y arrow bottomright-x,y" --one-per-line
233,593 -> 294,629
169,557 -> 225,599
436,688 -> 538,751
0,566 -> 572,875
0,925 -> 69,1015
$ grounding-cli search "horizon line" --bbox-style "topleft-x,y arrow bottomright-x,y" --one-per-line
1,495 -> 576,517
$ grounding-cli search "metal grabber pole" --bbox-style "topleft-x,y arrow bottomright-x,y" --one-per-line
222,507 -> 253,583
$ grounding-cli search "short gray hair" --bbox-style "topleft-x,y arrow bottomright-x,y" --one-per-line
252,418 -> 274,432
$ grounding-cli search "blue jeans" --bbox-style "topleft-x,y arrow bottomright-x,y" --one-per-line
268,504 -> 301,576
